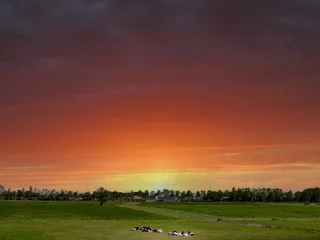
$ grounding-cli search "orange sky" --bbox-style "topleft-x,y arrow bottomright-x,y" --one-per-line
1,1 -> 320,192
1,93 -> 319,192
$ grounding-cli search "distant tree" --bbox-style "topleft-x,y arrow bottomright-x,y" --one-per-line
129,190 -> 134,201
175,190 -> 180,198
96,187 -> 106,205
21,188 -> 25,199
169,190 -> 175,197
260,189 -> 267,202
286,190 -> 293,202
17,190 -> 23,198
273,188 -> 284,202
109,191 -> 118,201
196,191 -> 201,198
313,187 -> 320,202
230,187 -> 237,201
0,184 -> 5,195
118,192 -> 126,202
206,190 -> 213,201
294,191 -> 303,202
143,190 -> 149,198
200,190 -> 206,199
186,190 -> 193,197
137,190 -> 144,197
2,185 -> 319,203
73,191 -> 79,198
224,190 -> 230,200
302,189 -> 312,202
163,189 -> 170,196
217,190 -> 224,202
92,190 -> 99,200
251,189 -> 258,202
181,191 -> 186,200
268,190 -> 276,202
97,188 -> 113,205
5,188 -> 16,200
50,189 -> 57,200
237,188 -> 243,201
96,187 -> 105,199
65,191 -> 72,200
212,191 -> 220,202
255,189 -> 262,202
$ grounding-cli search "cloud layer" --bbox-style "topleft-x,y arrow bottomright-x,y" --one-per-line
1,0 -> 320,103
1,0 -> 320,191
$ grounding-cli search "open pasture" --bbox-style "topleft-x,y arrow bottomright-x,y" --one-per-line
0,201 -> 172,220
0,201 -> 319,240
138,202 -> 320,219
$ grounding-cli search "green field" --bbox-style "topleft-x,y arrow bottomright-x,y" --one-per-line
0,201 -> 172,220
0,201 -> 319,240
139,202 -> 320,219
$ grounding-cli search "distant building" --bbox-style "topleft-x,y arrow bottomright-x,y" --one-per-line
133,196 -> 144,202
155,194 -> 176,202
155,193 -> 165,201
163,196 -> 176,202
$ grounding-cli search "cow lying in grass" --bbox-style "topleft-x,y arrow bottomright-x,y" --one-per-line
168,230 -> 195,237
130,226 -> 162,233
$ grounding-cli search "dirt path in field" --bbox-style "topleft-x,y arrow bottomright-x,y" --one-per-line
118,203 -> 217,221
119,203 -> 270,223
117,204 -> 303,230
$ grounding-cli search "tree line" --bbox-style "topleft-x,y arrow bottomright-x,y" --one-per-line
0,184 -> 319,203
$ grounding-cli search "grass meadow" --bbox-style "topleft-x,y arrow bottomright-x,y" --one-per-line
0,201 -> 319,240
138,202 -> 320,219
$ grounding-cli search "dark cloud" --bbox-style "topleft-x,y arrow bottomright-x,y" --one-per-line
1,0 -> 320,107
1,0 -> 320,48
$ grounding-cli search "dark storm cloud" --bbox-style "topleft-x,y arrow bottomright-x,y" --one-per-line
2,0 -> 319,49
1,0 -> 320,107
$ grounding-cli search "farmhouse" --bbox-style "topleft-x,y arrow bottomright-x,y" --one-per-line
154,193 -> 165,201
163,196 -> 176,202
155,194 -> 176,202
133,196 -> 144,202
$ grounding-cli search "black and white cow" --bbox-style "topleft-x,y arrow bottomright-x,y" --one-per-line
137,228 -> 161,233
130,226 -> 163,234
141,226 -> 152,232
168,230 -> 195,237
130,226 -> 141,231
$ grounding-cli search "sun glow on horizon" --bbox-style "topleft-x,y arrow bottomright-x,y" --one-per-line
1,0 -> 320,193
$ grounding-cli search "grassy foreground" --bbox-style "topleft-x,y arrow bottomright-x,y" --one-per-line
0,201 -> 319,240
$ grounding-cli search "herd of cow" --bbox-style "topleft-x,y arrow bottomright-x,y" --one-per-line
130,226 -> 195,237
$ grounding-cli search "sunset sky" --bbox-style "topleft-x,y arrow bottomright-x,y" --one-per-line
1,0 -> 320,192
